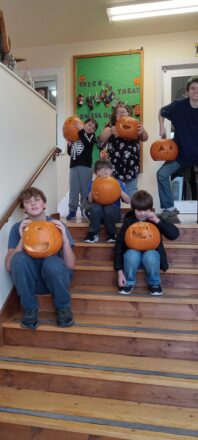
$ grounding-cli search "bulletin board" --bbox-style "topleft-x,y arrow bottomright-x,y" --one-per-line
73,50 -> 144,164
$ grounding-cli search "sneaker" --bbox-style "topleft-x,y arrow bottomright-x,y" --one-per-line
106,233 -> 116,243
21,309 -> 39,329
118,285 -> 134,295
148,284 -> 164,296
160,208 -> 179,220
56,307 -> 74,327
84,233 -> 99,243
66,211 -> 76,221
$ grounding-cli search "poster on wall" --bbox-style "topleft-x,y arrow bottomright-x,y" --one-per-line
73,49 -> 144,165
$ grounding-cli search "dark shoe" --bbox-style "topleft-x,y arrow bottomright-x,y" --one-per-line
56,307 -> 74,327
21,309 -> 39,329
106,233 -> 116,243
160,208 -> 179,220
148,284 -> 163,296
84,232 -> 99,243
118,285 -> 134,295
66,211 -> 76,221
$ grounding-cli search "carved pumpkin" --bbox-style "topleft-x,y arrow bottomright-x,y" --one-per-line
125,222 -> 161,251
22,221 -> 63,258
63,115 -> 82,142
150,139 -> 179,161
116,116 -> 138,140
92,176 -> 121,205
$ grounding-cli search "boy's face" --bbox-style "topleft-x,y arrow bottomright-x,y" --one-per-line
187,82 -> 198,101
135,209 -> 151,221
84,120 -> 96,133
23,195 -> 46,217
96,167 -> 112,177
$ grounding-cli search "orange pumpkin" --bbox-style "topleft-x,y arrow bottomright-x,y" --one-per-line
92,176 -> 121,205
150,139 -> 178,161
116,116 -> 138,140
63,115 -> 82,142
22,221 -> 63,258
125,222 -> 161,251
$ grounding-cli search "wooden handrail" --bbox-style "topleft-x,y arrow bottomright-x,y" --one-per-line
0,146 -> 61,230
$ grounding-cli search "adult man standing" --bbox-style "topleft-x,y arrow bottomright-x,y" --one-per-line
157,76 -> 198,220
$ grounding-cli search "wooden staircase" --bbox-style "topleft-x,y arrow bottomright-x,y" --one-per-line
0,218 -> 198,439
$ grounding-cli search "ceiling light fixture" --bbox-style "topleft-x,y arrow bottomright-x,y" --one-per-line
107,0 -> 198,21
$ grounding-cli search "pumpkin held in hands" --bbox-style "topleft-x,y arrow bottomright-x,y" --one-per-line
125,222 -> 161,251
150,139 -> 178,161
92,176 -> 121,205
63,115 -> 82,142
22,221 -> 63,258
116,116 -> 138,140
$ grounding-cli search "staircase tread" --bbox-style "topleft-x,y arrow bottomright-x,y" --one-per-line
63,218 -> 198,229
2,312 -> 198,342
0,386 -> 198,439
0,345 -> 197,389
75,241 -> 198,249
74,259 -> 198,272
71,284 -> 198,297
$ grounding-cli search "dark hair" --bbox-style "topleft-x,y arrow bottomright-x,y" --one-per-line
94,158 -> 113,173
110,103 -> 131,125
19,187 -> 47,208
186,76 -> 198,91
131,190 -> 153,211
85,117 -> 98,131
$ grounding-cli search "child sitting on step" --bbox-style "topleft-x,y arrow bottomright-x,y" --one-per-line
5,187 -> 75,329
84,159 -> 129,243
114,190 -> 179,296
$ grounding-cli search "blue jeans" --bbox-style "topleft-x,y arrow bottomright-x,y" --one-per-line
125,177 -> 138,200
10,251 -> 72,310
124,249 -> 161,286
157,161 -> 181,209
89,203 -> 120,235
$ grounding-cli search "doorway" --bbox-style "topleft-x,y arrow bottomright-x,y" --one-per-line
162,65 -> 198,213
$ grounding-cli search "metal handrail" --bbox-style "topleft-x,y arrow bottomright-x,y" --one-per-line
0,146 -> 61,230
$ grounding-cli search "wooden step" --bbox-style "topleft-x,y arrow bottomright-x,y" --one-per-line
74,241 -> 198,265
0,386 -> 198,440
72,260 -> 198,289
38,289 -> 198,321
65,219 -> 198,243
0,345 -> 198,408
2,312 -> 198,360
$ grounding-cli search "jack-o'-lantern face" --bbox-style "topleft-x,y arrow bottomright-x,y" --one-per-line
134,77 -> 140,86
125,222 -> 161,251
150,139 -> 178,161
116,116 -> 138,140
22,221 -> 63,258
92,176 -> 121,205
63,115 -> 82,142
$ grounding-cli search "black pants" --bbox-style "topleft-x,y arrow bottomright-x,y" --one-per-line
89,203 -> 120,235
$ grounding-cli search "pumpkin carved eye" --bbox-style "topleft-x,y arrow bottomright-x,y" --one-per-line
150,139 -> 178,161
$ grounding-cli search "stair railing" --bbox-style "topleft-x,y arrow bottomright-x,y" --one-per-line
0,146 -> 61,230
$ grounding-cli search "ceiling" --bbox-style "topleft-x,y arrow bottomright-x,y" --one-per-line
0,0 -> 197,49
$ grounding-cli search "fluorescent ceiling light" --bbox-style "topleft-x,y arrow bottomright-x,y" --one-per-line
107,0 -> 198,21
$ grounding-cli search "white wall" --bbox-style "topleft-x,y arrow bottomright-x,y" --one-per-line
0,63 -> 57,217
0,64 -> 57,310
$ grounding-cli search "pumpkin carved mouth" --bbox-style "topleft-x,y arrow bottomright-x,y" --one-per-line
25,243 -> 49,252
121,124 -> 131,130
